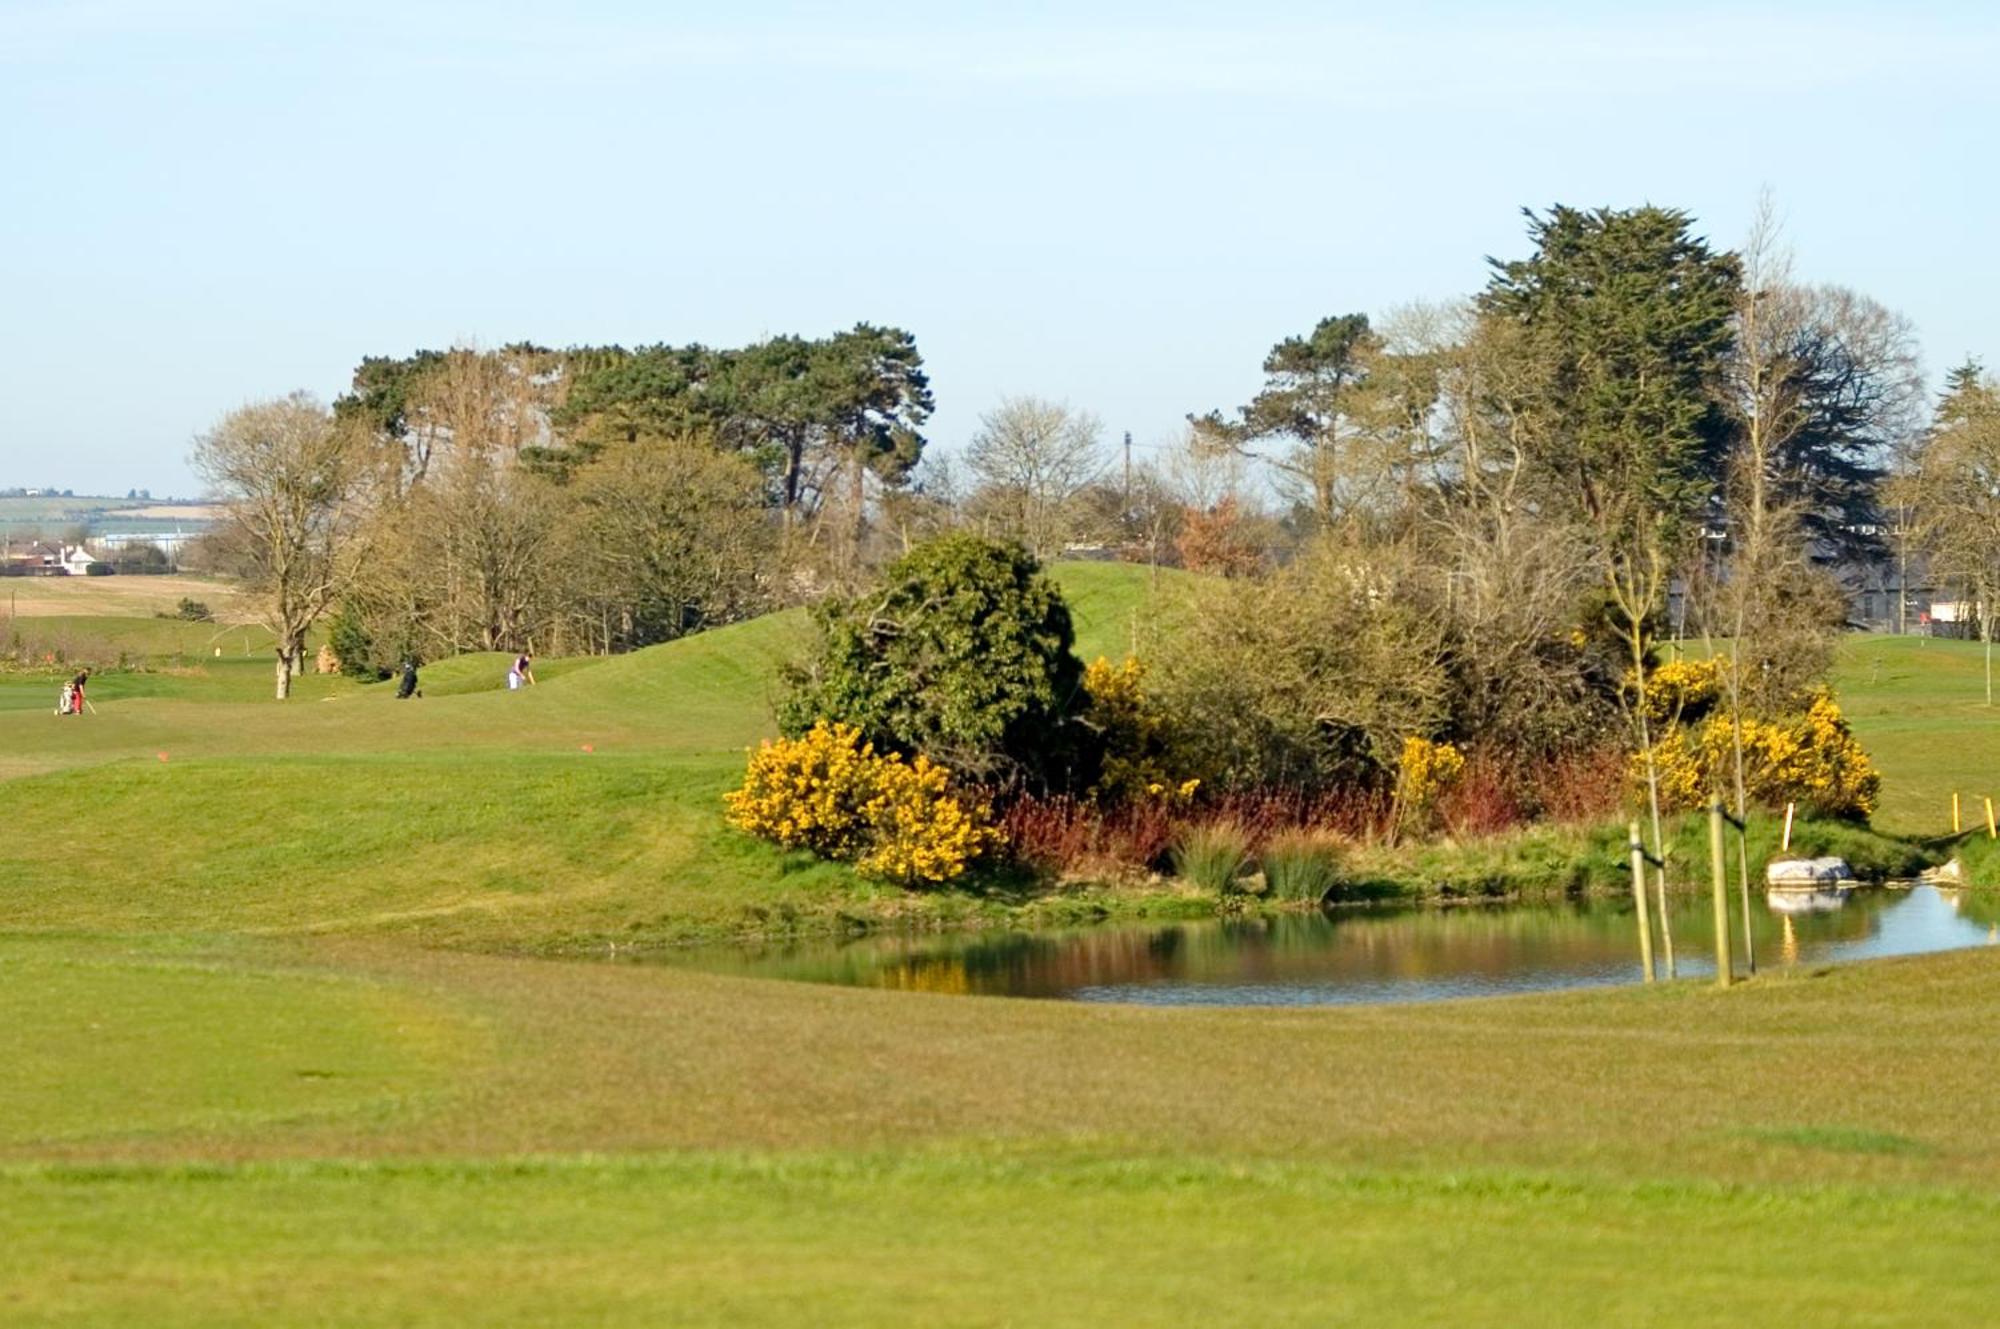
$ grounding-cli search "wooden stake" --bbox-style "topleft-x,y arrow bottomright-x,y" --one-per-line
1709,799 -> 1733,989
1736,819 -> 1756,977
1654,847 -> 1676,980
1954,791 -> 1962,835
1629,820 -> 1656,983
1782,802 -> 1795,853
1986,797 -> 1995,841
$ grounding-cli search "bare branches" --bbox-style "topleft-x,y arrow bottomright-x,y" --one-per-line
962,397 -> 1106,560
191,393 -> 370,698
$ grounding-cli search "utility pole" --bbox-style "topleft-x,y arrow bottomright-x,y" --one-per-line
1122,431 -> 1132,509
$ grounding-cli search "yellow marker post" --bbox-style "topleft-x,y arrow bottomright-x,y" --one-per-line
1986,797 -> 1995,840
1954,791 -> 1963,834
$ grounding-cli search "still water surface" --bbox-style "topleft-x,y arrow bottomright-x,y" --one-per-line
672,886 -> 1999,1006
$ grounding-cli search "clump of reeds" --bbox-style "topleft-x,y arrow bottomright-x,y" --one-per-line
1260,828 -> 1344,901
1171,820 -> 1254,896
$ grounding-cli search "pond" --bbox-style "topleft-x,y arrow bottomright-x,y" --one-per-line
668,885 -> 2000,1007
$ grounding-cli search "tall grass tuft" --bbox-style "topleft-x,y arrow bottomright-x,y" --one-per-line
1261,828 -> 1343,901
1171,821 -> 1253,896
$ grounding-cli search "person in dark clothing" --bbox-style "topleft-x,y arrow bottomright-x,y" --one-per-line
395,660 -> 420,700
68,669 -> 89,716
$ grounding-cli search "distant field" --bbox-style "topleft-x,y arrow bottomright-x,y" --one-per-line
0,495 -> 137,520
0,573 -> 244,621
106,503 -> 225,521
0,494 -> 217,544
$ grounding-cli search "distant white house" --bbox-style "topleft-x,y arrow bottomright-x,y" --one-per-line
59,545 -> 97,575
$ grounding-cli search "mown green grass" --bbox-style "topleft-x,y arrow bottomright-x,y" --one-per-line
6,1154 -> 1997,1328
4,612 -> 273,659
0,937 -> 476,1148
7,577 -> 2000,1324
1833,633 -> 2000,836
0,565 -> 1178,943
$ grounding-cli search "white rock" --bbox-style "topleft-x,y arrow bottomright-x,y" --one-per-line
1766,856 -> 1854,887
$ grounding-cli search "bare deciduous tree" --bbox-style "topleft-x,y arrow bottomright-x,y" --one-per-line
558,435 -> 774,650
1913,364 -> 2000,703
963,396 -> 1105,559
192,393 -> 370,699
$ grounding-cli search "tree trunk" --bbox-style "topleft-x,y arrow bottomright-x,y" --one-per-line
849,451 -> 867,572
783,437 -> 804,525
275,648 -> 294,700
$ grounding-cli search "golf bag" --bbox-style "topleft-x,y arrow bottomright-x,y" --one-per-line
56,681 -> 76,715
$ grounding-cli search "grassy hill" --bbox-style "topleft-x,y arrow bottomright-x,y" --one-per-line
0,562 -> 1189,947
10,561 -> 2000,1325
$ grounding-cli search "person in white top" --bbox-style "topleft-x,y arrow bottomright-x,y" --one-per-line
508,652 -> 535,690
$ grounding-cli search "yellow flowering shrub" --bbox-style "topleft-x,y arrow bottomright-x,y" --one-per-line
724,721 -> 999,885
1633,655 -> 1724,727
1396,736 -> 1466,813
1636,689 -> 1879,819
855,753 -> 1000,886
1083,655 -> 1199,806
723,720 -> 884,859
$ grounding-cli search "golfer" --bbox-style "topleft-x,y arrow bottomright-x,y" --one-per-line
508,652 -> 535,690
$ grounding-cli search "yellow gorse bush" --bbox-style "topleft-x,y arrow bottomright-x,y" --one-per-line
855,752 -> 1001,886
1637,688 -> 1879,819
724,721 -> 999,886
723,720 -> 883,860
1083,655 -> 1199,805
1395,736 -> 1466,813
1634,655 -> 1723,727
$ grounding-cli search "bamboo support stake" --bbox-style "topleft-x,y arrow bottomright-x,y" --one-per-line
1629,820 -> 1656,983
1735,815 -> 1756,976
1954,791 -> 1962,835
1709,800 -> 1733,989
1654,848 -> 1676,979
1782,802 -> 1794,853
1986,797 -> 1996,840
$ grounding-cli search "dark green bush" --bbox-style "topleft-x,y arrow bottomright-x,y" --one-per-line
327,602 -> 388,680
778,534 -> 1095,790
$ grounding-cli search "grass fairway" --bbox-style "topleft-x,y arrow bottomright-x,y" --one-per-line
9,1156 -> 1998,1328
6,571 -> 2000,1324
1832,632 -> 2000,835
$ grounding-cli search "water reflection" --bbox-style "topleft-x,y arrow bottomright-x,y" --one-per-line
667,886 -> 1996,1007
1765,887 -> 1851,914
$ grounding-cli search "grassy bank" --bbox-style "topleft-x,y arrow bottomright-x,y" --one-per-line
0,585 -> 1987,946
1338,810 -> 1930,902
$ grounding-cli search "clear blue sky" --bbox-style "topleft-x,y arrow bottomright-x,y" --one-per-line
3,1 -> 1996,496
